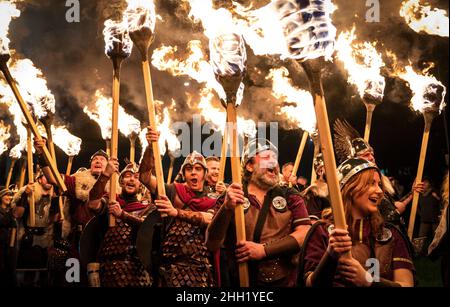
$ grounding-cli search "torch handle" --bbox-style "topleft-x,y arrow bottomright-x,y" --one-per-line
45,124 -> 57,163
66,156 -> 74,176
314,94 -> 347,230
227,103 -> 250,287
302,60 -> 347,234
167,158 -> 174,185
18,159 -> 27,189
129,137 -> 136,164
407,120 -> 432,240
290,131 -> 309,188
9,228 -> 16,248
58,197 -> 65,221
142,60 -> 166,199
27,128 -> 36,227
218,118 -> 229,183
5,159 -> 16,188
109,68 -> 122,228
106,139 -> 111,157
0,65 -> 66,193
364,104 -> 376,143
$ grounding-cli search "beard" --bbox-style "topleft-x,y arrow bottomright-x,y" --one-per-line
250,164 -> 279,190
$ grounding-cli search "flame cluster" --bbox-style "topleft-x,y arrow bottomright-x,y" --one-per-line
267,67 -> 316,133
335,28 -> 386,104
400,0 -> 449,37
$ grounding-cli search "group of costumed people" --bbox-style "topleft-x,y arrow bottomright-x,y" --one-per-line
0,118 -> 448,288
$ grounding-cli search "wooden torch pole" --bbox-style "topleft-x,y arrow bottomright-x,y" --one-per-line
5,158 -> 16,188
407,112 -> 436,240
26,128 -> 35,227
301,59 -> 348,237
0,55 -> 66,192
289,131 -> 309,188
227,102 -> 250,287
363,103 -> 376,143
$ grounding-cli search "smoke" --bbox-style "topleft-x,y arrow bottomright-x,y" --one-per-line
2,0 -> 448,177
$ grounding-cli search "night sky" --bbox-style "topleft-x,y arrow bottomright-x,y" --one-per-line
0,0 -> 448,192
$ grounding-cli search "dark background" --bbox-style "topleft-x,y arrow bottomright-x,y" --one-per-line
0,0 -> 448,192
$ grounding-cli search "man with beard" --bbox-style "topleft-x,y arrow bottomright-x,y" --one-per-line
333,119 -> 424,231
206,138 -> 311,287
0,188 -> 17,287
87,162 -> 152,287
205,156 -> 226,196
12,171 -> 58,286
34,138 -> 112,246
301,153 -> 331,223
139,127 -> 216,287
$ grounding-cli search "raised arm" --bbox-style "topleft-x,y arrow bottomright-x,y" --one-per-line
139,127 -> 158,194
34,138 -> 57,186
88,158 -> 119,212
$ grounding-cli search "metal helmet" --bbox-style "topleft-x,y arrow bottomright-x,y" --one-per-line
89,149 -> 109,164
337,157 -> 380,189
119,163 -> 139,183
351,138 -> 374,158
180,151 -> 208,177
241,138 -> 278,168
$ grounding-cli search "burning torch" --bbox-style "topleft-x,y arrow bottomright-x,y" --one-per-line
52,125 -> 82,221
400,66 -> 446,240
335,30 -> 386,142
0,54 -> 66,193
103,18 -> 133,226
210,30 -> 249,286
126,0 -> 167,200
274,0 -> 347,234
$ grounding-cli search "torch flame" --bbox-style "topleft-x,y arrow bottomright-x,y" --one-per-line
125,0 -> 156,33
152,40 -> 255,137
273,0 -> 337,61
0,120 -> 11,156
0,0 -> 21,55
5,102 -> 28,159
400,0 -> 449,37
138,104 -> 181,158
335,27 -> 386,104
103,19 -> 133,58
152,40 -> 226,100
84,89 -> 141,140
2,56 -> 56,119
397,65 -> 446,114
267,67 -> 316,133
51,125 -> 82,156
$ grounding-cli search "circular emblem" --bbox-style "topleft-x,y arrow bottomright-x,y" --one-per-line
272,196 -> 287,212
327,224 -> 335,234
376,227 -> 392,243
243,197 -> 251,212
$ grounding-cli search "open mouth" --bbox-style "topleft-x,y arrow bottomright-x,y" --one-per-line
191,178 -> 198,185
266,168 -> 277,176
368,196 -> 379,204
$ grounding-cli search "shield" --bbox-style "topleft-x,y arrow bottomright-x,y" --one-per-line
136,209 -> 164,272
79,214 -> 108,269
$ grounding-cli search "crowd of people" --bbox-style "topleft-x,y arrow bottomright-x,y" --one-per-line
0,120 -> 448,288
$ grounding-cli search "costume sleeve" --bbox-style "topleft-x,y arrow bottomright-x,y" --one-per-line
391,227 -> 415,272
303,224 -> 330,274
287,192 -> 312,227
63,175 -> 77,199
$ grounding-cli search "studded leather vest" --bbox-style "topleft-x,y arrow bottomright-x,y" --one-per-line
98,213 -> 151,287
